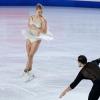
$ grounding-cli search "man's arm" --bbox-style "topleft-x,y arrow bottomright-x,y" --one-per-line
70,71 -> 84,89
59,71 -> 84,98
59,86 -> 72,98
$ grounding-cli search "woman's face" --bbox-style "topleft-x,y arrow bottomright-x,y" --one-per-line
36,9 -> 43,16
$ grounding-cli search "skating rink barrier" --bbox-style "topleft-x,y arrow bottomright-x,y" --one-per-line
0,0 -> 100,8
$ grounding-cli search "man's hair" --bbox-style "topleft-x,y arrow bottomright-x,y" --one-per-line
78,55 -> 87,64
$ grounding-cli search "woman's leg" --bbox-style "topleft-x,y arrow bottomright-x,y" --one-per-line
24,39 -> 31,72
88,84 -> 100,100
28,40 -> 41,71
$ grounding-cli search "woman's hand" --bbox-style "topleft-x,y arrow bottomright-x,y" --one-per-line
28,24 -> 41,36
29,24 -> 37,30
36,29 -> 41,36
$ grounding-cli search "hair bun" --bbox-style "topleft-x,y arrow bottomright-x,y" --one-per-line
36,3 -> 43,10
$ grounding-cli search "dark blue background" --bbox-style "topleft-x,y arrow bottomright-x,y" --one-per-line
0,0 -> 100,8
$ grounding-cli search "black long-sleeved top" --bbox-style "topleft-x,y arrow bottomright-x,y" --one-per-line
70,58 -> 100,89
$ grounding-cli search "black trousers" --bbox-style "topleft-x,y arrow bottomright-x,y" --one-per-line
88,80 -> 100,100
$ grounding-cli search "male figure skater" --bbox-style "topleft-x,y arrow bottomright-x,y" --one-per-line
59,55 -> 100,100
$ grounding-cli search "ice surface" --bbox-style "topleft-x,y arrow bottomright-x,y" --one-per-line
0,7 -> 100,100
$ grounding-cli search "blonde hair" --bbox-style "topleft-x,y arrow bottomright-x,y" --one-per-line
36,3 -> 43,10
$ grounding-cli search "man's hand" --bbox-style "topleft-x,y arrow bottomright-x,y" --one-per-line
59,86 -> 72,99
59,89 -> 67,99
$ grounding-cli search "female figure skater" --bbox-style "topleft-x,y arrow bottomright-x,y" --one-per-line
59,55 -> 100,100
24,4 -> 47,73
